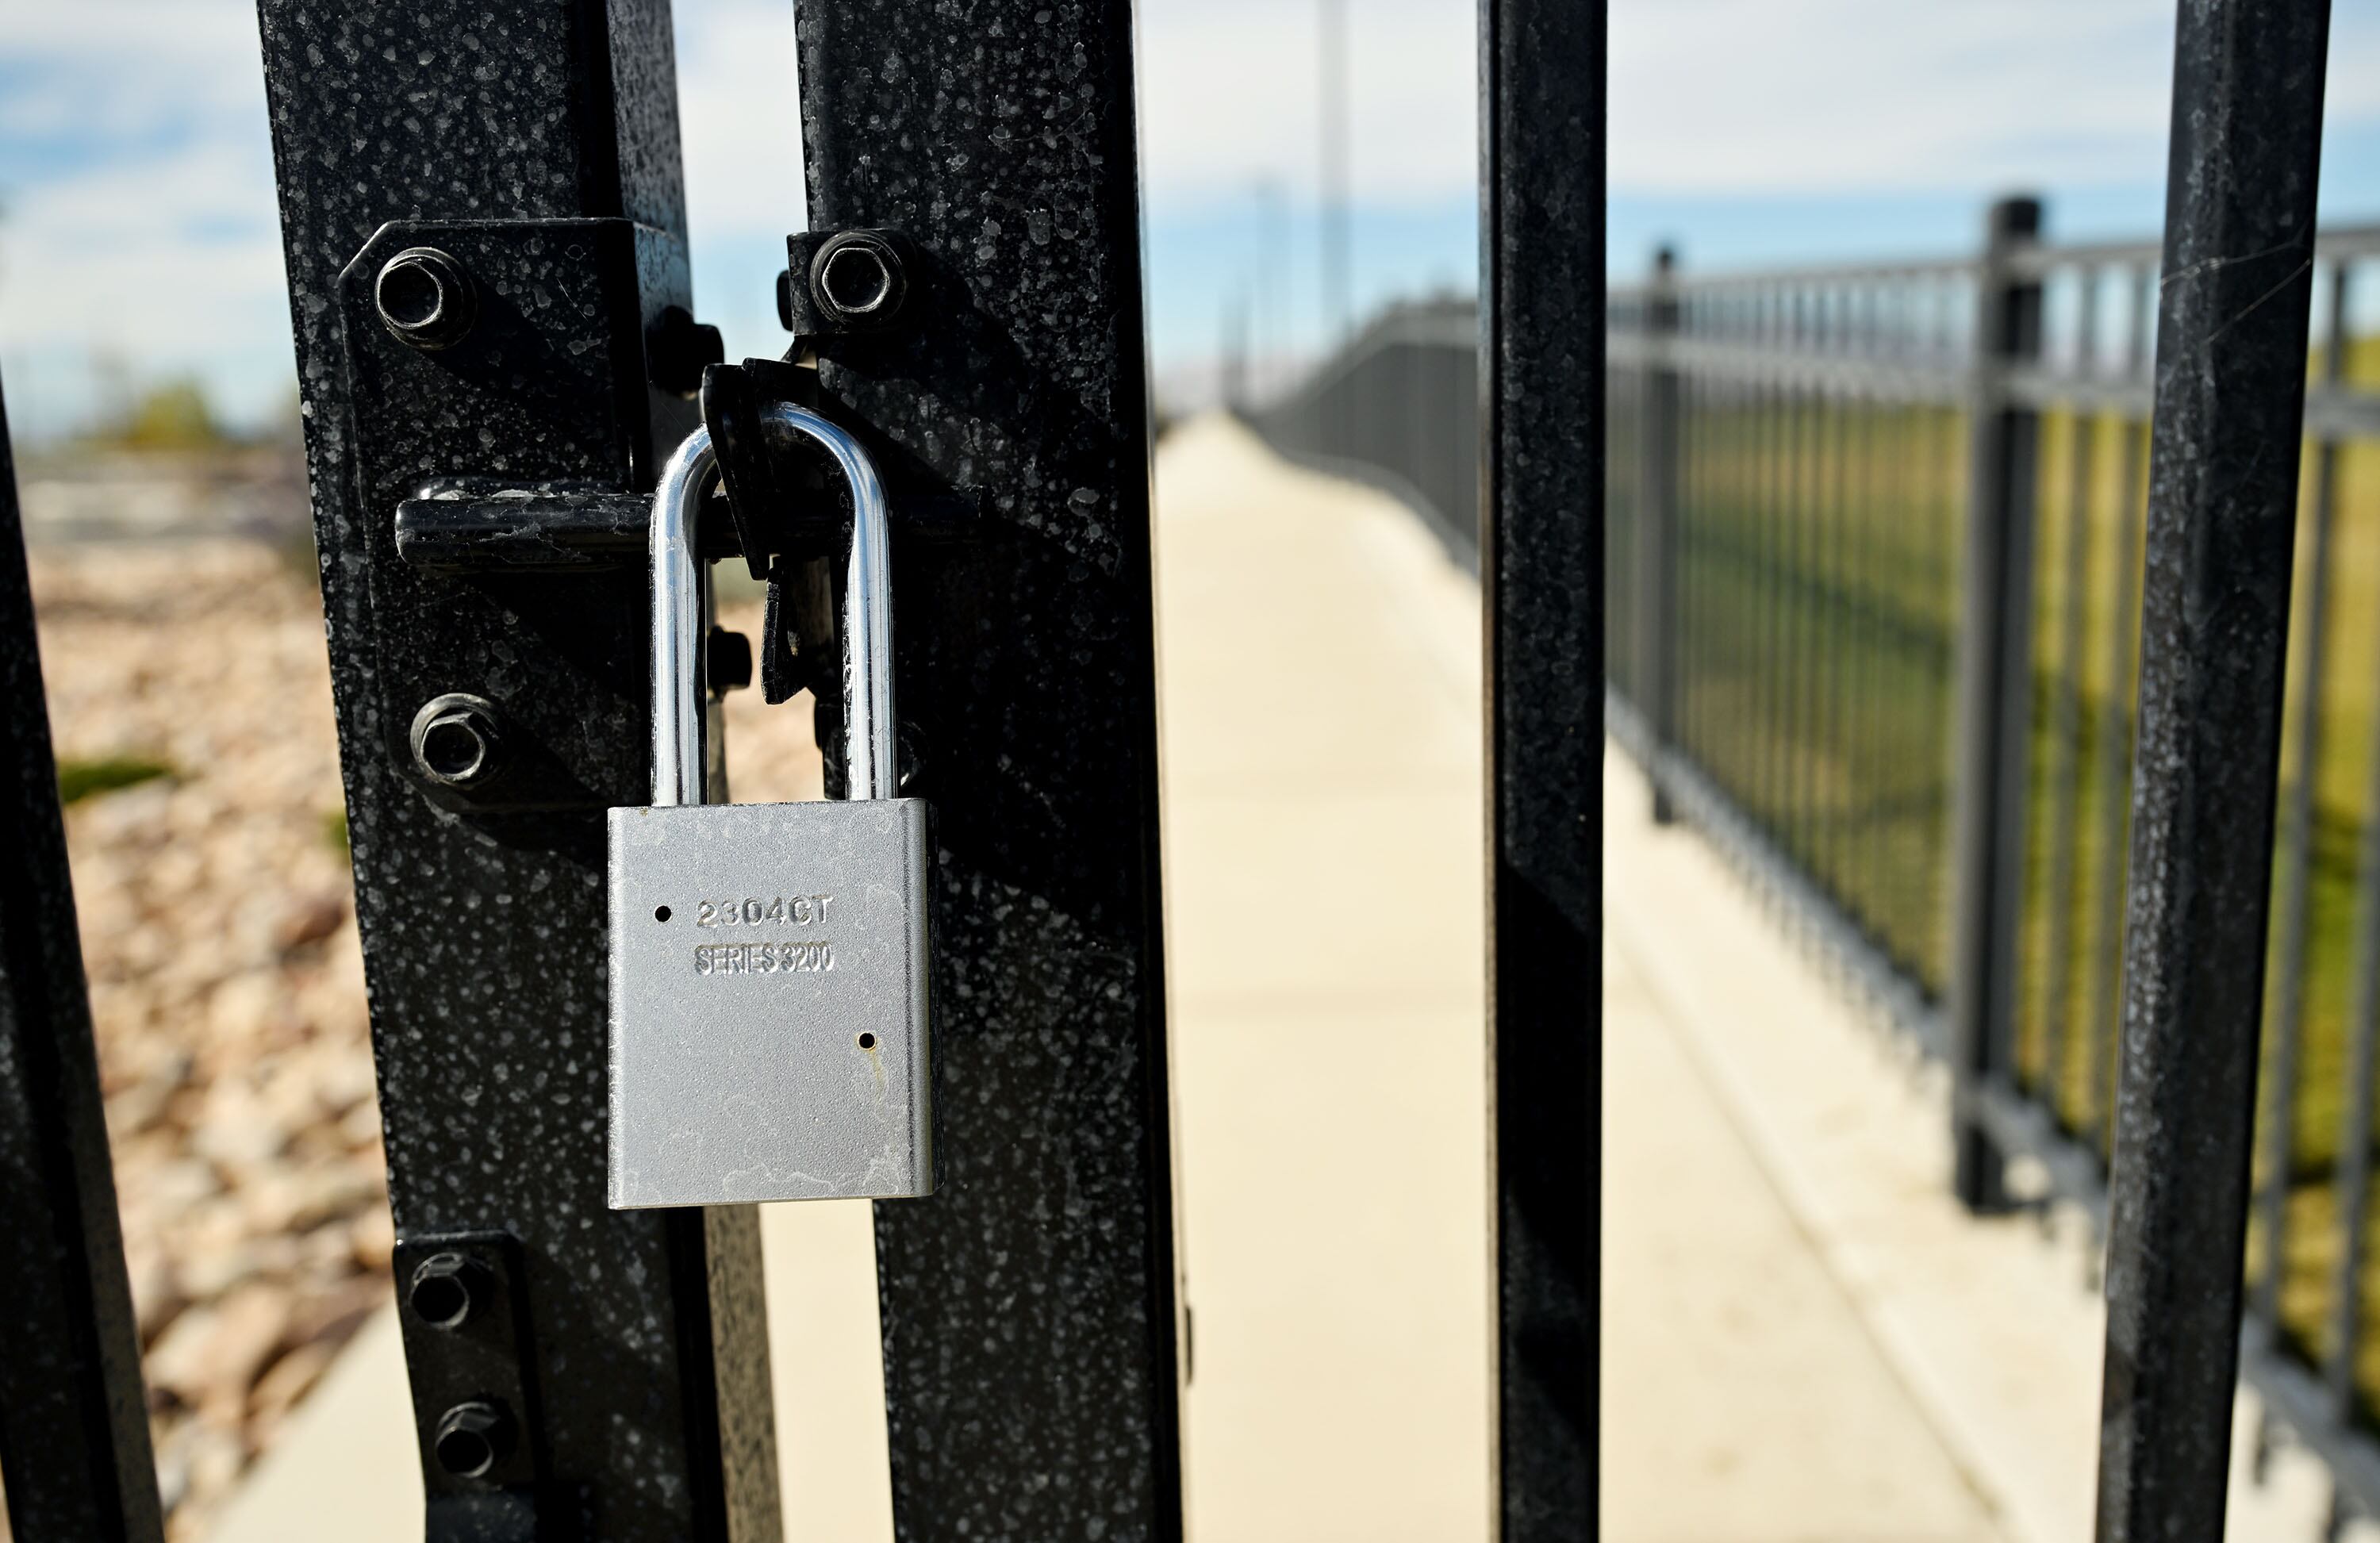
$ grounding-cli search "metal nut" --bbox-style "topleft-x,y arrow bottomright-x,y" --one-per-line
407,1251 -> 487,1330
375,247 -> 478,351
707,628 -> 753,694
808,232 -> 908,328
432,1399 -> 512,1480
646,304 -> 724,397
409,693 -> 506,788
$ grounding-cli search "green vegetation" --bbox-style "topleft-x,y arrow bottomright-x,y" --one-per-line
93,378 -> 228,451
1614,360 -> 2380,1428
1613,393 -> 1967,992
322,807 -> 350,857
56,754 -> 175,804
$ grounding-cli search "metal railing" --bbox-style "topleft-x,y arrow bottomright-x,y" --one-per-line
1238,299 -> 1480,570
1247,195 -> 2380,1530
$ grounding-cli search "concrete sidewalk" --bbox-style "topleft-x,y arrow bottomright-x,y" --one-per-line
211,413 -> 2331,1541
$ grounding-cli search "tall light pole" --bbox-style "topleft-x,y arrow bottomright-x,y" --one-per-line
1250,177 -> 1288,396
1319,0 -> 1350,346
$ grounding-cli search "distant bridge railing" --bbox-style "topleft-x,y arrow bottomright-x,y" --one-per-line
1242,196 -> 2380,1531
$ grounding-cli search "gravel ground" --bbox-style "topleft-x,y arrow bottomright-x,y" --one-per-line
24,535 -> 810,1539
29,539 -> 381,1541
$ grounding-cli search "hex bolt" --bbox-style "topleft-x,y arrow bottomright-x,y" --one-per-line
409,693 -> 507,788
375,247 -> 478,351
808,232 -> 908,328
646,304 -> 725,397
432,1399 -> 512,1480
406,1251 -> 488,1330
707,628 -> 754,694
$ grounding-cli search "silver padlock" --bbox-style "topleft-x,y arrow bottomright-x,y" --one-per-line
607,404 -> 933,1208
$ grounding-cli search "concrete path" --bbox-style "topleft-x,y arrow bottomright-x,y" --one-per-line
211,414 -> 2333,1541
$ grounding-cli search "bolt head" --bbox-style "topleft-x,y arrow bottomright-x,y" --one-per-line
707,628 -> 754,694
646,304 -> 724,398
408,1252 -> 486,1330
808,232 -> 908,328
375,248 -> 478,351
433,1399 -> 512,1480
409,693 -> 506,788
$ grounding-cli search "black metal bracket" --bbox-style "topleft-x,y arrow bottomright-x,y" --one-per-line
701,356 -> 823,582
336,216 -> 701,816
392,1230 -> 553,1543
392,481 -> 981,575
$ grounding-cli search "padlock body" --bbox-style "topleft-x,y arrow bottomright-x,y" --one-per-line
607,797 -> 933,1207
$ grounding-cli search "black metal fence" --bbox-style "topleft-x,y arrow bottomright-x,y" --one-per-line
1238,300 -> 1480,570
1248,192 -> 2380,1527
0,0 -> 1608,1537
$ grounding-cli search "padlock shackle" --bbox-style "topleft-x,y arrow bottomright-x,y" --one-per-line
648,405 -> 895,806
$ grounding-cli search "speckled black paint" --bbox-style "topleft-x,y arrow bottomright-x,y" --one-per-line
0,386 -> 164,1542
795,2 -> 1184,1537
255,6 -> 774,1538
1480,0 -> 1602,1537
2097,4 -> 2333,1539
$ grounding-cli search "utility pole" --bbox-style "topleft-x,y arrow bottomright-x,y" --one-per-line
1222,287 -> 1250,410
1257,177 -> 1290,394
1319,0 -> 1351,345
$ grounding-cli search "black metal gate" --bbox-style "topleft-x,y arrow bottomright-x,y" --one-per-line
0,1 -> 2355,1541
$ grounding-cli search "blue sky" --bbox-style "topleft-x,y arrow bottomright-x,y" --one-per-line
2,0 -> 2379,437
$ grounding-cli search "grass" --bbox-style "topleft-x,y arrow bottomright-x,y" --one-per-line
56,754 -> 175,805
1613,367 -> 2380,1430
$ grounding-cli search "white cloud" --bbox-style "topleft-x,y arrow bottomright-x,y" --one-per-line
2,0 -> 2377,425
1610,0 -> 2174,192
678,0 -> 805,241
1137,0 -> 1476,207
1613,0 -> 2380,194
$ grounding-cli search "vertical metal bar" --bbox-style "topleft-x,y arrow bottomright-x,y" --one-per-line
1847,372 -> 1879,931
1948,195 -> 2045,1211
1847,367 -> 1885,938
1753,304 -> 1773,822
796,0 -> 1188,1533
1678,363 -> 1701,768
2086,266 -> 2157,1150
1799,300 -> 1828,874
1756,295 -> 1781,831
2251,257 -> 2348,1341
1482,0 -> 1603,1528
1822,363 -> 1854,899
0,384 -> 164,1543
1737,366 -> 1759,808
254,4 -> 778,1537
2095,4 -> 2332,1534
2041,274 -> 2103,1123
1749,307 -> 1775,824
1881,382 -> 1917,964
1639,248 -> 1681,823
1783,296 -> 1810,863
1690,360 -> 1711,774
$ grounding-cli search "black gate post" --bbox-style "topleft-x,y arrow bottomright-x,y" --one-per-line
1945,195 -> 2043,1213
1637,247 -> 1682,826
793,2 -> 1187,1537
254,4 -> 776,1537
0,384 -> 165,1543
1481,0 -> 1604,1533
2095,3 -> 2332,1537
